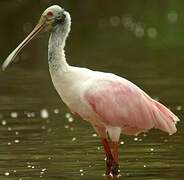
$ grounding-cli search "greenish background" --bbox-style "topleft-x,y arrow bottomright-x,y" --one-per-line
0,0 -> 183,179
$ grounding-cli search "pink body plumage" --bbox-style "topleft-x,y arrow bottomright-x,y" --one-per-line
85,78 -> 179,136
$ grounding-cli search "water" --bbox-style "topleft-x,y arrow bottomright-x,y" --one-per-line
0,1 -> 184,179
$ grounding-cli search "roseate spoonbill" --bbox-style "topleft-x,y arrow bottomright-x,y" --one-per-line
2,5 -> 179,177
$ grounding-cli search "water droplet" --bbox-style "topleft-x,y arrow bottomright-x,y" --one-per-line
134,23 -> 144,38
41,168 -> 46,172
1,120 -> 7,126
134,137 -> 138,141
109,16 -> 120,27
65,113 -> 71,119
31,166 -> 35,169
68,117 -> 74,123
147,27 -> 157,38
72,137 -> 76,142
40,109 -> 49,119
7,142 -> 11,145
120,141 -> 124,145
121,16 -> 135,31
15,131 -> 19,135
41,125 -> 46,130
29,112 -> 35,117
25,112 -> 31,118
150,148 -> 154,152
25,111 -> 35,118
4,172 -> 10,176
64,125 -> 69,129
92,133 -> 97,137
8,127 -> 12,131
168,11 -> 178,23
79,169 -> 83,172
32,112 -> 36,117
14,139 -> 20,143
176,105 -> 182,111
11,112 -> 18,118
143,133 -> 147,137
54,108 -> 60,114
143,165 -> 146,168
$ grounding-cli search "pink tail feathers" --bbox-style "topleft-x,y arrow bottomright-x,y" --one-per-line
152,100 -> 180,135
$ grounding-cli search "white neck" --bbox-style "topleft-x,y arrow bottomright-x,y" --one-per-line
48,27 -> 68,72
48,11 -> 71,73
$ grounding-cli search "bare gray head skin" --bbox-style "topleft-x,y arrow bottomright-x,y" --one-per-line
2,5 -> 71,71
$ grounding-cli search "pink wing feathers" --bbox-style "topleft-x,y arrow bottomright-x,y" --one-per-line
85,78 -> 179,135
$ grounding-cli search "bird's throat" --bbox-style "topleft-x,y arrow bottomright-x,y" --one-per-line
48,25 -> 69,72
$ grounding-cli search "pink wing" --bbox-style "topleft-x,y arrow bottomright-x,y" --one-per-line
84,78 -> 179,135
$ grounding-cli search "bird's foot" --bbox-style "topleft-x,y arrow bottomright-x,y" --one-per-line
105,156 -> 114,175
111,161 -> 119,177
105,157 -> 120,177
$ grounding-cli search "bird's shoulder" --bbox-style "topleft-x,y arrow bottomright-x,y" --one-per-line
83,70 -> 142,95
69,67 -> 146,98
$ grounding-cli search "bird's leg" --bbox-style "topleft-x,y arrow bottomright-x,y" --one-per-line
92,125 -> 114,175
101,138 -> 114,175
111,142 -> 119,176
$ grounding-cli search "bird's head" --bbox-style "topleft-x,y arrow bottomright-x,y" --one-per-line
40,5 -> 71,32
2,5 -> 71,71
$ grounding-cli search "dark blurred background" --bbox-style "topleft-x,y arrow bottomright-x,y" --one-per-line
0,1 -> 183,179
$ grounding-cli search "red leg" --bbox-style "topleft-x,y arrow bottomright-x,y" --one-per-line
101,138 -> 114,175
113,142 -> 118,163
111,142 -> 119,176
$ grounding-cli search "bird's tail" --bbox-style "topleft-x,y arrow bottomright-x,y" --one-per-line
152,100 -> 180,135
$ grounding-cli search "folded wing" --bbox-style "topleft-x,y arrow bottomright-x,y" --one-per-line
84,78 -> 179,135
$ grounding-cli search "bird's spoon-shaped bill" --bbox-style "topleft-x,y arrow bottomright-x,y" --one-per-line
2,20 -> 46,71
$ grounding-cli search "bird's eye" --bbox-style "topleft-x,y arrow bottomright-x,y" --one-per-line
47,11 -> 54,18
